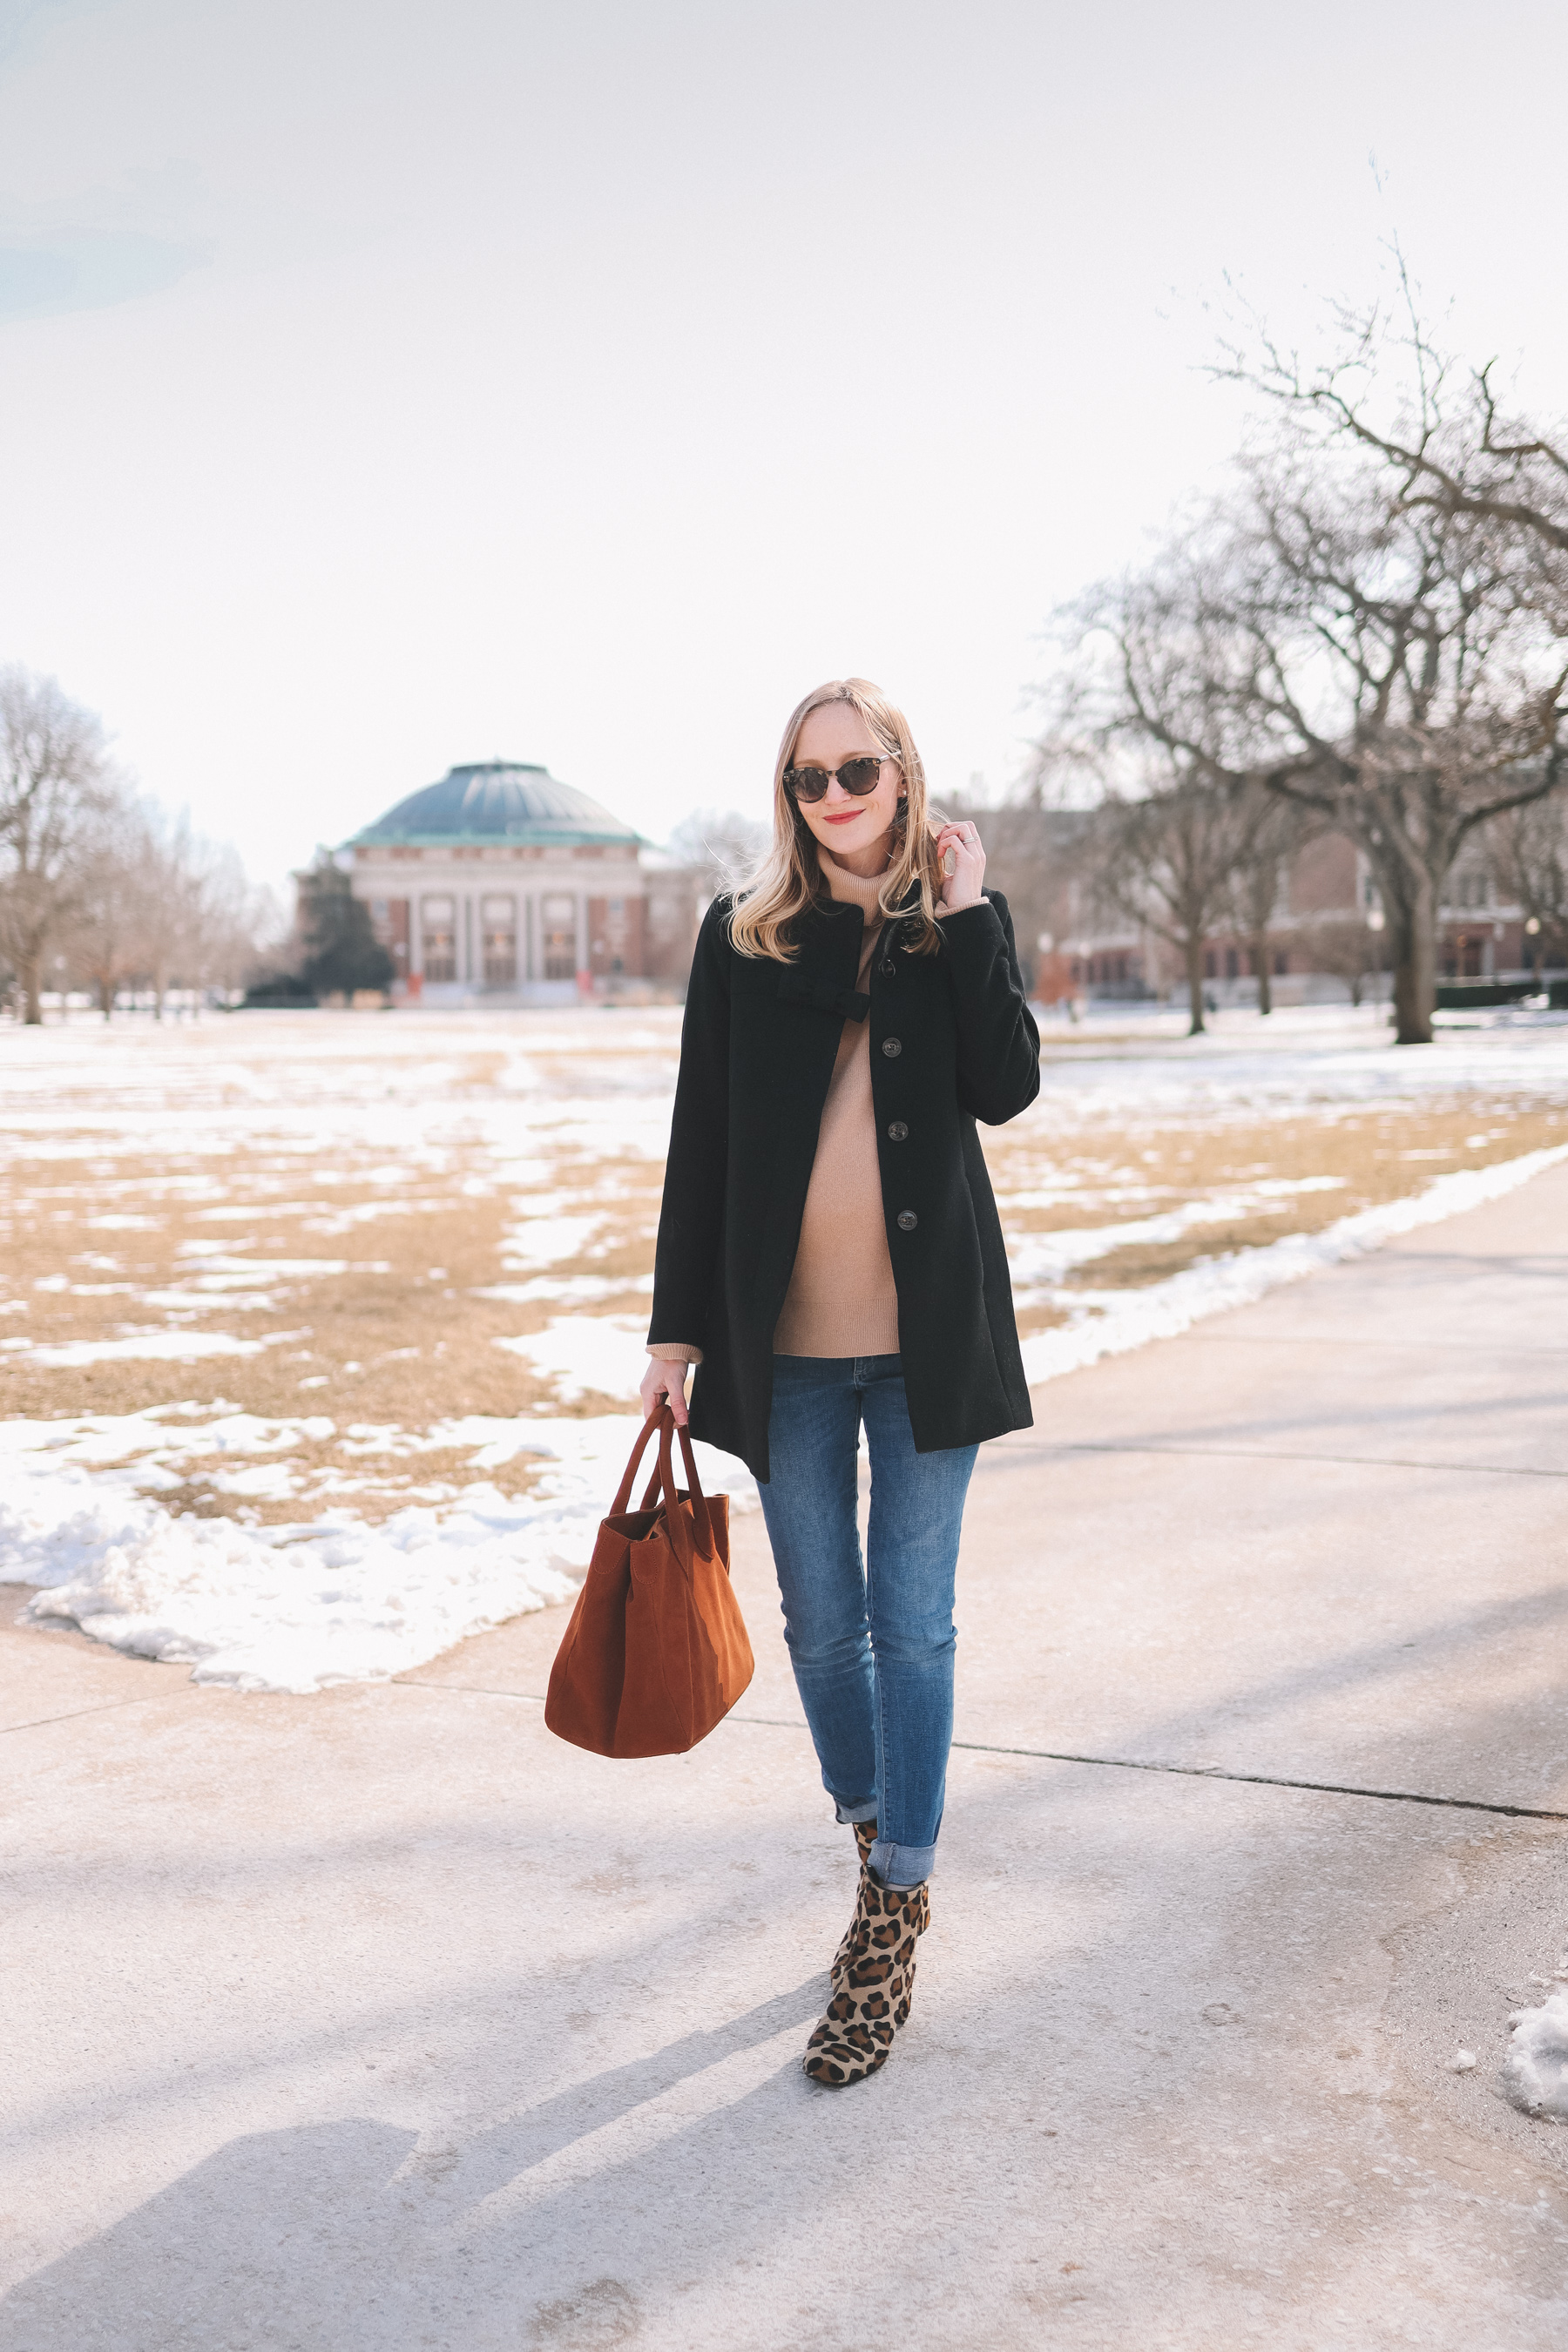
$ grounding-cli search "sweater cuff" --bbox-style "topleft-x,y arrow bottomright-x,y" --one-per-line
647,1342 -> 704,1366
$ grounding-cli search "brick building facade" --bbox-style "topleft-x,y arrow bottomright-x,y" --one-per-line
346,763 -> 701,1003
1055,828 -> 1560,1007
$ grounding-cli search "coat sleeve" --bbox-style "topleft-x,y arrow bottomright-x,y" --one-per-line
939,889 -> 1041,1125
648,896 -> 733,1353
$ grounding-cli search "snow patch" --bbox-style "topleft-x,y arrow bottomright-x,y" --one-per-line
1,1329 -> 282,1366
1502,1984 -> 1568,2121
3,1413 -> 754,1693
1019,1146 -> 1568,1386
503,1213 -> 599,1268
497,1315 -> 647,1402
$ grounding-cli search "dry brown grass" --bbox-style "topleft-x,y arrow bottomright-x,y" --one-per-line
4,1012 -> 1567,1530
991,1097 -> 1568,1328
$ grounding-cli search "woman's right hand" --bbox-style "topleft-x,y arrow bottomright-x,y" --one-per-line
639,1355 -> 691,1427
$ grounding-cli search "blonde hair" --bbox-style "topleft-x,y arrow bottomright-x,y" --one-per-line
727,679 -> 945,961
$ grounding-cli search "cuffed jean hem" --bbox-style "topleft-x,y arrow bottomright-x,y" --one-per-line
871,1837 -> 935,1889
834,1798 -> 879,1826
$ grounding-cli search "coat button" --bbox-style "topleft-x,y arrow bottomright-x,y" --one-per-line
896,1210 -> 918,1232
882,1037 -> 902,1058
887,1120 -> 909,1141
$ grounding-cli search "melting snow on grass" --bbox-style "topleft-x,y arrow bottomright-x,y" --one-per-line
5,1003 -> 1568,1696
1017,1145 -> 1568,1384
1,1409 -> 754,1693
497,1315 -> 650,1402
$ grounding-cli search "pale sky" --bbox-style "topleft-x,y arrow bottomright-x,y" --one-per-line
3,0 -> 1565,890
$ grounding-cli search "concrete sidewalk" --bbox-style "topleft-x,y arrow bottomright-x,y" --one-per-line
4,1169 -> 1568,2349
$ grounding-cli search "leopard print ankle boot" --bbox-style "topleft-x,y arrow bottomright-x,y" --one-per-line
828,1820 -> 879,1988
828,1823 -> 930,1990
805,1873 -> 929,2087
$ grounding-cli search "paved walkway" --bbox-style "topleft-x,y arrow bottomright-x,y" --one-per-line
4,1167 -> 1568,2349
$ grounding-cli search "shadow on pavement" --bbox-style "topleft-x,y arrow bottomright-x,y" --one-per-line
0,1982 -> 824,2352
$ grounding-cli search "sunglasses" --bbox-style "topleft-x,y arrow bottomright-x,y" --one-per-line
783,755 -> 889,804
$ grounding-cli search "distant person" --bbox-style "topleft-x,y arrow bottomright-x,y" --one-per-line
642,678 -> 1040,2085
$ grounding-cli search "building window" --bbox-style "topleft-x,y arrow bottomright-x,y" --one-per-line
422,895 -> 456,983
1274,950 -> 1289,976
541,892 -> 577,981
1224,948 -> 1239,979
481,893 -> 517,984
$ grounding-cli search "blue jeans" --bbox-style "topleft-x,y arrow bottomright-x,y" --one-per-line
757,1354 -> 977,1888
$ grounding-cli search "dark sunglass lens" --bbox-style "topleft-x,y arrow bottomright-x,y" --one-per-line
785,767 -> 828,801
841,758 -> 882,794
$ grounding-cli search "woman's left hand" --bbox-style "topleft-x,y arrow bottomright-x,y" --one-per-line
935,820 -> 986,915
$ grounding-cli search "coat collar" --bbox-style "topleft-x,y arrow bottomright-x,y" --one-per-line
790,890 -> 867,987
796,871 -> 924,963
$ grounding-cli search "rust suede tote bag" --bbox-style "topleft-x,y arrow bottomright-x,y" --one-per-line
544,1406 -> 754,1758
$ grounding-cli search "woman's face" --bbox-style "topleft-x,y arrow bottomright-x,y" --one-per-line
788,702 -> 902,873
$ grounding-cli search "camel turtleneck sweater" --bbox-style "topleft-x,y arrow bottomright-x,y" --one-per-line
770,850 -> 901,1359
647,848 -> 902,1369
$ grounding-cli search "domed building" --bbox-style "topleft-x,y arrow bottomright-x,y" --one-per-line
348,761 -> 694,1001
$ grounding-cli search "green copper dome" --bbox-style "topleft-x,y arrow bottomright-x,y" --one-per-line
355,762 -> 637,848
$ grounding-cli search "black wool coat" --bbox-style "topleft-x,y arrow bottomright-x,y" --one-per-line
648,887 -> 1041,1482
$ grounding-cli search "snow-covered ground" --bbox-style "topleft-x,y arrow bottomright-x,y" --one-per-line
4,1002 -> 1568,1692
1014,1142 -> 1568,1382
1504,1974 -> 1568,2122
4,1406 -> 748,1694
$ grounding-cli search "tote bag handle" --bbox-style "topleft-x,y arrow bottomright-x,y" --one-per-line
607,1406 -> 718,1564
654,1409 -> 717,1565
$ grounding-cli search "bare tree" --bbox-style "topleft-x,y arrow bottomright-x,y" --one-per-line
188,841 -> 282,998
663,809 -> 770,896
118,808 -> 211,1016
1,669 -> 277,1020
1042,578 -> 1315,1034
0,667 -> 115,1023
1076,448 -> 1567,1042
1229,456 -> 1565,1039
144,812 -> 195,1015
1219,274 -> 1568,584
1309,916 -> 1384,1007
64,790 -> 158,1016
1208,285 -> 1568,1033
56,778 -> 279,1017
1222,784 -> 1311,1016
1487,789 -> 1568,983
118,814 -> 280,1011
1079,774 -> 1267,1037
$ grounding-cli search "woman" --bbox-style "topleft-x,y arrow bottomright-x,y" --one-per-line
641,678 -> 1039,2087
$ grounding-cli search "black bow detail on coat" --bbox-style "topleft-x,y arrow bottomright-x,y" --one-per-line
777,972 -> 871,1022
